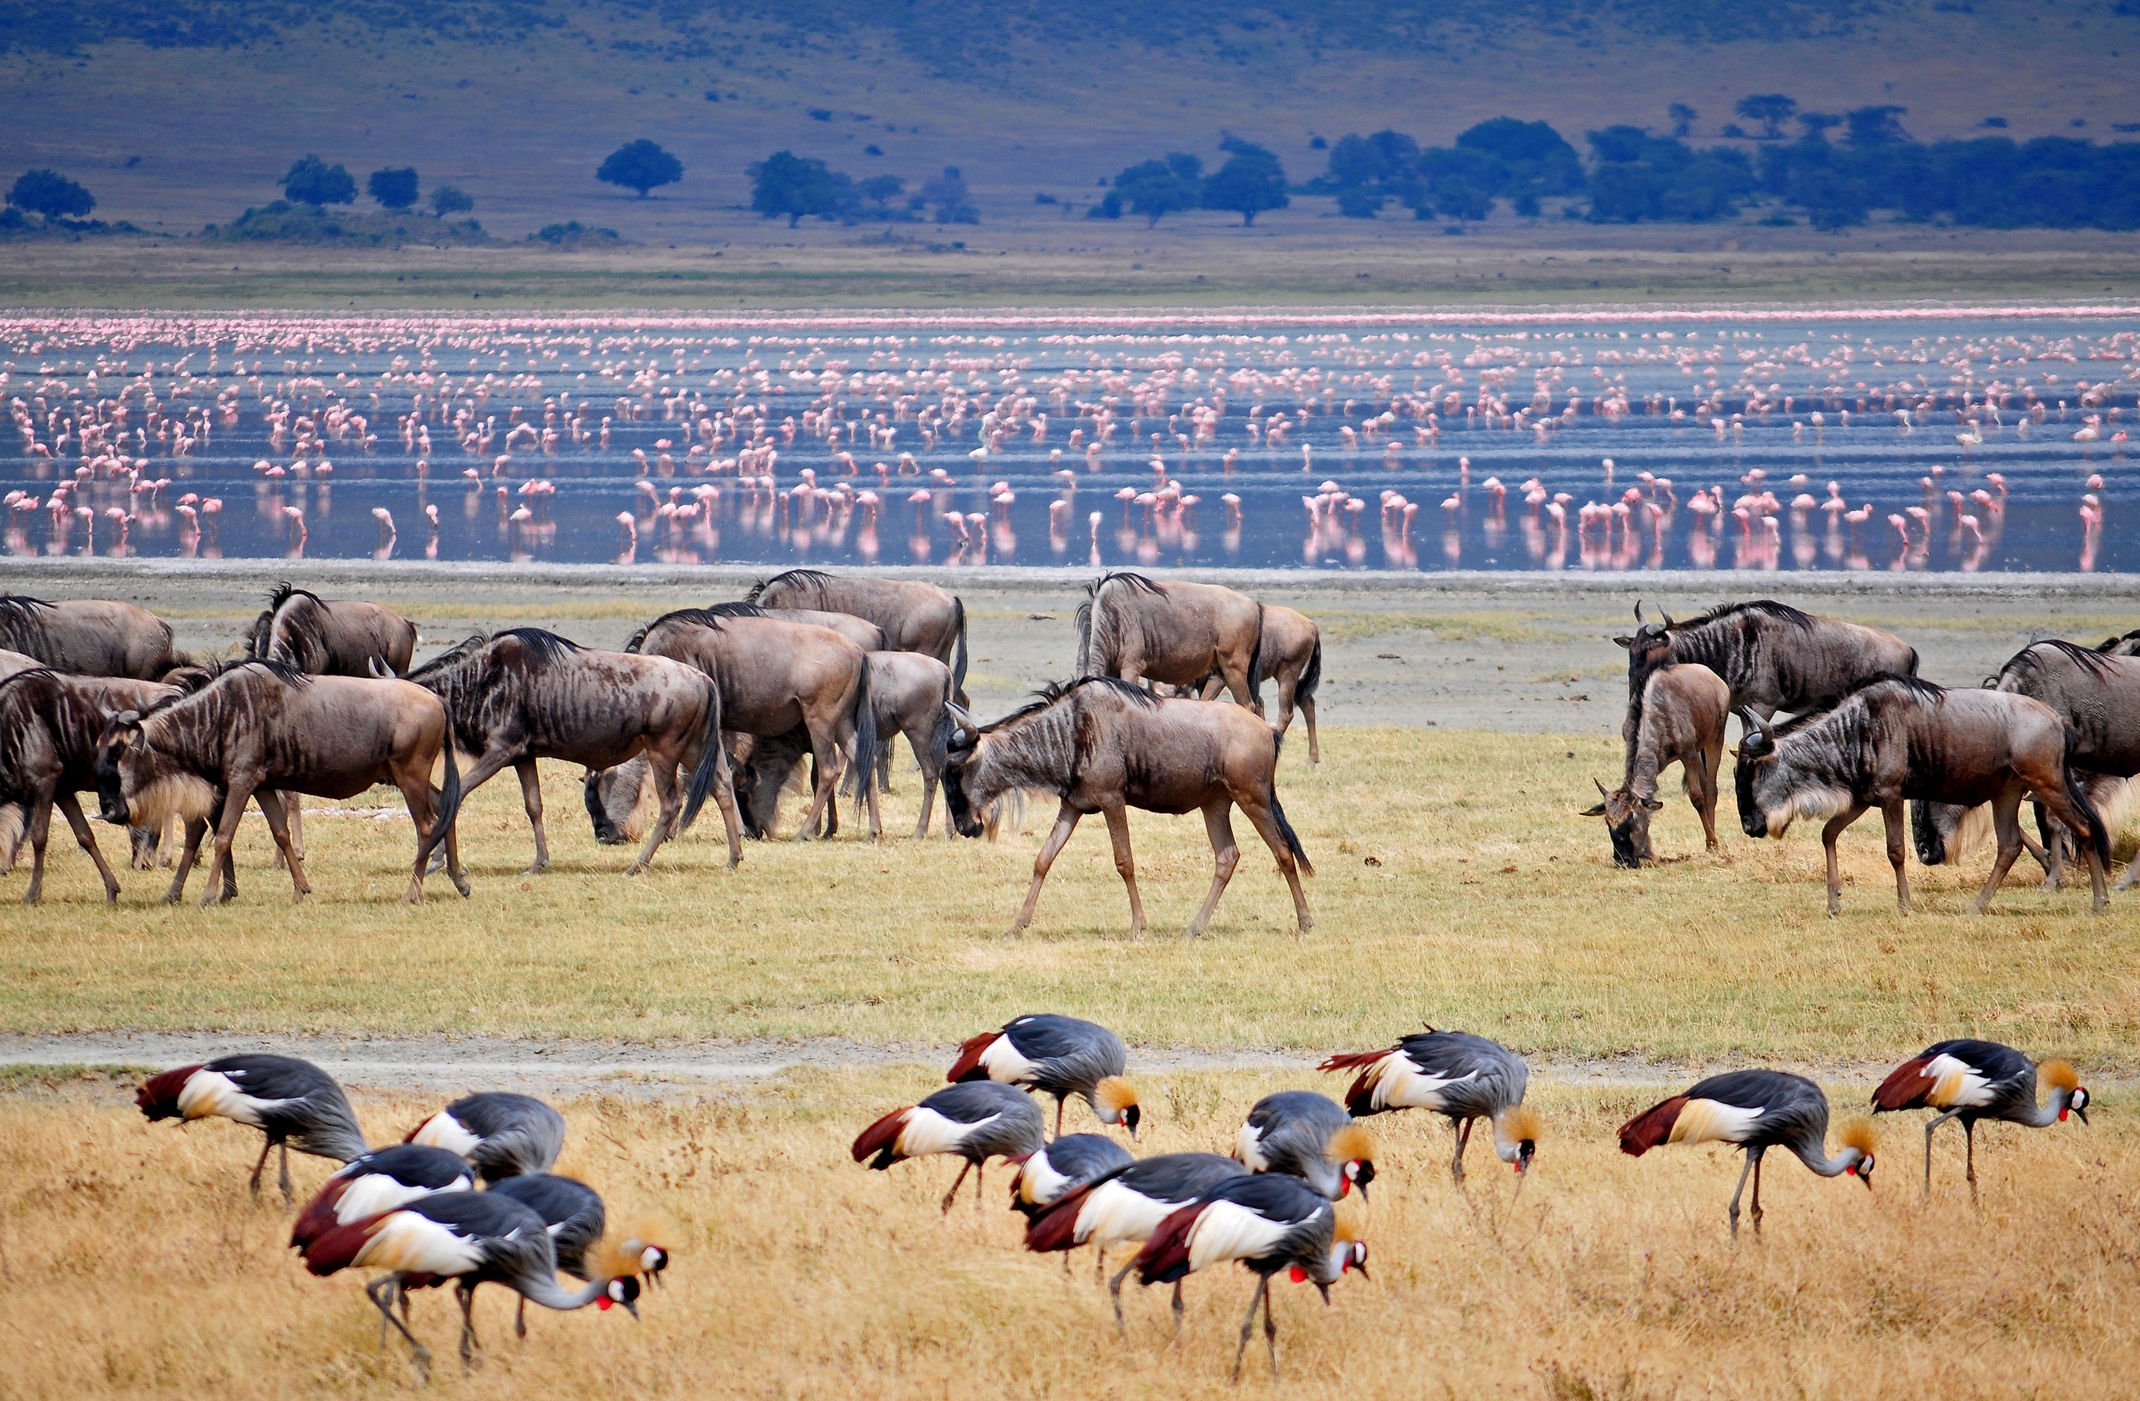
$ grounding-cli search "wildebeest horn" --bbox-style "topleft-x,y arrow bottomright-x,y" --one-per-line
1661,610 -> 1676,627
1634,600 -> 1645,623
1594,777 -> 1610,798
368,656 -> 392,678
947,724 -> 979,756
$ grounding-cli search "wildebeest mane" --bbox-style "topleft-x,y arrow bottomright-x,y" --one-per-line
1999,637 -> 2118,684
0,594 -> 54,647
981,676 -> 1158,734
267,581 -> 323,612
1755,672 -> 1945,741
407,628 -> 579,681
1075,571 -> 1165,674
745,568 -> 834,606
709,601 -> 765,618
626,609 -> 727,655
2094,628 -> 2140,654
1670,599 -> 1815,632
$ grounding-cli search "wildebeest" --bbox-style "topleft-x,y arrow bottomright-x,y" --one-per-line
400,628 -> 740,875
248,583 -> 417,675
621,608 -> 878,840
1915,771 -> 2132,889
1735,675 -> 2108,916
0,669 -> 179,902
2097,629 -> 2140,657
747,568 -> 968,699
941,677 -> 1313,937
702,600 -> 887,653
95,661 -> 465,906
1076,572 -> 1263,708
1250,604 -> 1322,764
1912,639 -> 2140,891
1581,661 -> 1729,867
1617,600 -> 1918,722
0,594 -> 184,678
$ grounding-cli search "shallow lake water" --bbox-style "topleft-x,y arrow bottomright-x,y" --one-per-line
3,308 -> 2132,573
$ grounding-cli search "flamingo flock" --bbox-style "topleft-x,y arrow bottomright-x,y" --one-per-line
0,314 -> 2130,572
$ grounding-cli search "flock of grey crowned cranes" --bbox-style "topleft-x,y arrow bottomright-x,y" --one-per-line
136,1016 -> 2089,1381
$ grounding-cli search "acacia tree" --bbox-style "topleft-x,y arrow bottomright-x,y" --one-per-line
282,155 -> 356,206
598,140 -> 684,198
6,169 -> 94,219
1202,138 -> 1288,227
367,166 -> 419,210
1107,154 -> 1202,227
430,185 -> 474,216
747,150 -> 851,226
1734,94 -> 1798,140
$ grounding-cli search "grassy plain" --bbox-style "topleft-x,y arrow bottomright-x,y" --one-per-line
1,1069 -> 2135,1400
2,726 -> 2132,1069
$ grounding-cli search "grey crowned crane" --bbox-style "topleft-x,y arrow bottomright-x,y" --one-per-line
1320,1027 -> 1541,1184
290,1145 -> 474,1250
1134,1173 -> 1369,1382
488,1173 -> 674,1339
851,1081 -> 1046,1213
299,1190 -> 641,1378
402,1092 -> 565,1183
1620,1069 -> 1877,1237
1010,1133 -> 1135,1221
1234,1090 -> 1376,1202
1872,1039 -> 2089,1198
1024,1151 -> 1248,1331
136,1054 -> 370,1203
948,1014 -> 1141,1137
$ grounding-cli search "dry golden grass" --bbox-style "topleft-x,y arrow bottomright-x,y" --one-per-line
2,727 -> 2135,1067
2,1070 -> 2136,1400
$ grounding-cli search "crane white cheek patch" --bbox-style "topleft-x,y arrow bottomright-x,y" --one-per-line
1668,1098 -> 1765,1146
1186,1200 -> 1292,1275
409,1112 -> 483,1158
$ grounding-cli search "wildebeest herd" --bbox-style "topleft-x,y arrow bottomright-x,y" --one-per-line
2,573 -> 2135,923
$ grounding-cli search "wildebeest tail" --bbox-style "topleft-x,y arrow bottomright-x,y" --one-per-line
417,735 -> 463,867
1073,596 -> 1095,674
1267,734 -> 1313,877
926,671 -> 956,775
1247,605 -> 1266,709
679,678 -> 726,832
2062,735 -> 2112,869
841,658 -> 879,809
1903,647 -> 1921,678
952,596 -> 969,695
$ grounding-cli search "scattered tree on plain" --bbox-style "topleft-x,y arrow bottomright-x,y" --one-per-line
748,150 -> 852,226
429,185 -> 474,216
918,166 -> 977,223
366,166 -> 419,210
1735,94 -> 1799,139
1201,138 -> 1289,226
598,140 -> 684,198
1669,103 -> 1698,138
7,169 -> 95,219
282,155 -> 356,206
1095,153 -> 1202,226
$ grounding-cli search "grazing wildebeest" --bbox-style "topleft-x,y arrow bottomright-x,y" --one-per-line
1735,675 -> 2108,917
621,608 -> 879,840
95,661 -> 465,906
0,669 -> 179,902
1581,661 -> 1729,867
940,677 -> 1313,937
1076,572 -> 1264,709
1617,600 -> 1918,722
0,595 -> 183,678
399,628 -> 740,875
747,568 -> 968,699
1912,639 -> 2140,891
248,584 -> 419,870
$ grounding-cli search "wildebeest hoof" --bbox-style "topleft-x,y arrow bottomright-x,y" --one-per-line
522,862 -> 547,876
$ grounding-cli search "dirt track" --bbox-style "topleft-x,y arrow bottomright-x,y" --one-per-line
4,557 -> 2135,733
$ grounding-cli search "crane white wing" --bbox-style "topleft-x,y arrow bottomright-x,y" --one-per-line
1235,1121 -> 1273,1171
1186,1199 -> 1293,1273
979,1036 -> 1042,1084
1077,1179 -> 1179,1250
407,1111 -> 483,1158
1667,1098 -> 1765,1145
1922,1053 -> 1997,1109
1370,1054 -> 1471,1111
895,1106 -> 995,1159
176,1070 -> 284,1127
1017,1151 -> 1072,1206
352,1211 -> 487,1276
337,1170 -> 472,1223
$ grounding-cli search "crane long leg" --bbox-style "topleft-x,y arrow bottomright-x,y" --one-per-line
939,1161 -> 972,1215
1923,1109 -> 1960,1196
1055,1096 -> 1065,1137
1232,1278 -> 1266,1383
1750,1149 -> 1765,1235
247,1136 -> 273,1200
974,1161 -> 985,1215
1262,1276 -> 1280,1379
515,1296 -> 527,1341
278,1142 -> 294,1204
1108,1257 -> 1137,1336
1964,1119 -> 1979,1203
1726,1150 -> 1756,1239
1094,1245 -> 1106,1283
455,1282 -> 483,1365
367,1276 -> 430,1377
1171,1281 -> 1184,1343
1453,1117 -> 1474,1185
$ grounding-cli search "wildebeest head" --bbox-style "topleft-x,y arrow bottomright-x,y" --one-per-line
1579,777 -> 1663,868
95,711 -> 214,829
941,718 -> 985,838
1732,708 -> 1797,838
1611,602 -> 1676,675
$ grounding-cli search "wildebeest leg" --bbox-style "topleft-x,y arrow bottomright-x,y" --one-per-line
1880,800 -> 1912,915
1973,785 -> 2029,915
1100,802 -> 1147,937
1012,802 -> 1082,935
1819,804 -> 1867,917
165,814 -> 207,904
700,740 -> 746,870
56,792 -> 121,904
20,793 -> 52,905
200,783 -> 258,908
1197,676 -> 1226,703
1184,799 -> 1240,938
2037,802 -> 2068,891
794,725 -> 842,843
1695,738 -> 1724,851
1234,791 -> 1314,935
1274,672 -> 1296,737
910,722 -> 940,840
252,789 -> 311,902
514,760 -> 549,874
626,751 -> 684,876
1302,693 -> 1319,766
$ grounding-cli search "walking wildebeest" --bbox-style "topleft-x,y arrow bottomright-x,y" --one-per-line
95,661 -> 465,906
1734,675 -> 2108,917
747,568 -> 968,699
248,584 -> 419,870
1915,771 -> 2132,889
0,595 -> 184,678
1076,572 -> 1264,708
1581,661 -> 1729,867
0,669 -> 180,902
1912,639 -> 2140,891
620,608 -> 879,840
399,628 -> 740,875
940,677 -> 1313,937
1617,601 -> 1918,722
